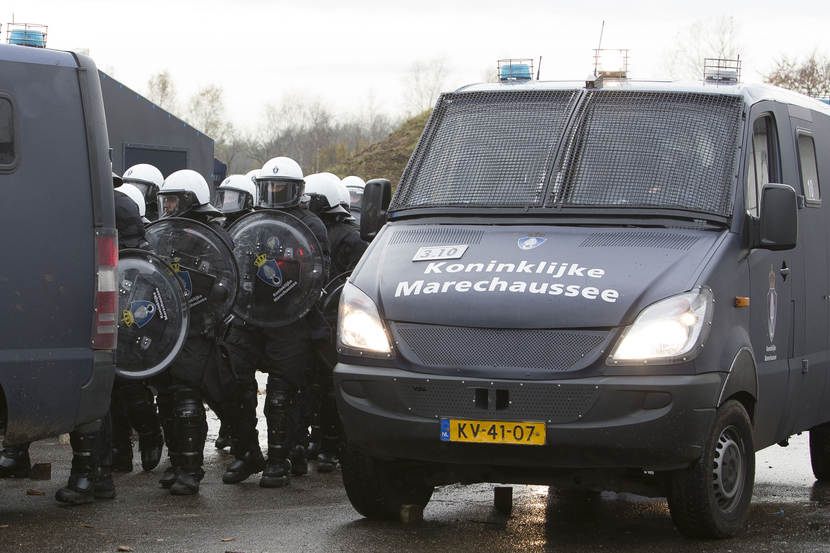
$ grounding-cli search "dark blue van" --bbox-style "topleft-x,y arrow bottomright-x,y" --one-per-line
335,79 -> 830,538
0,44 -> 116,445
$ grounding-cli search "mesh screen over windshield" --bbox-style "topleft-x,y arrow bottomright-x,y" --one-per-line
554,91 -> 743,216
391,88 -> 744,218
391,90 -> 578,210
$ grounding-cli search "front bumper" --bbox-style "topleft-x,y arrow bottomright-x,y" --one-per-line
334,363 -> 722,473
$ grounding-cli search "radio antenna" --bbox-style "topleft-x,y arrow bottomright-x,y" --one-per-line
594,20 -> 605,75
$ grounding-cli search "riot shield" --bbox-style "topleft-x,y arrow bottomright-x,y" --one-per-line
145,218 -> 239,333
116,249 -> 189,380
228,210 -> 326,328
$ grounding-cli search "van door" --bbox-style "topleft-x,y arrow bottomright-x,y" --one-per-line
746,107 -> 800,447
787,115 -> 829,432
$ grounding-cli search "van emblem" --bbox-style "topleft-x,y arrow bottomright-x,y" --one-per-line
518,236 -> 546,250
767,265 -> 777,342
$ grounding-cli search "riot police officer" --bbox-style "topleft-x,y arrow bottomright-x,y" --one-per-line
304,173 -> 368,472
123,163 -> 164,221
109,182 -> 165,473
222,157 -> 330,488
152,169 -> 237,495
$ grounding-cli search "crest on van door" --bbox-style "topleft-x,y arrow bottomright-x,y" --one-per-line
767,265 -> 777,342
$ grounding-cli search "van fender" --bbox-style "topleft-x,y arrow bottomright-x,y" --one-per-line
717,346 -> 758,416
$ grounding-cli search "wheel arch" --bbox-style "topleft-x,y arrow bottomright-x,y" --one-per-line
717,347 -> 758,423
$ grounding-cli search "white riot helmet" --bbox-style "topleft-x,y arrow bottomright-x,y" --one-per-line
115,183 -> 147,218
158,169 -> 212,218
342,175 -> 365,211
305,172 -> 349,215
123,164 -> 164,203
216,174 -> 258,216
255,157 -> 304,209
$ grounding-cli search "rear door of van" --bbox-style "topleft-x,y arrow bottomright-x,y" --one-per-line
0,46 -> 113,442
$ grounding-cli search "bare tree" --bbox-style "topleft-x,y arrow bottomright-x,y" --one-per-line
146,70 -> 178,113
404,57 -> 448,114
766,52 -> 830,97
664,16 -> 742,80
186,84 -> 232,143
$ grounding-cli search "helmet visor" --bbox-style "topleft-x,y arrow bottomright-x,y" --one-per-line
348,188 -> 363,210
216,189 -> 251,214
158,191 -> 197,218
257,179 -> 302,209
131,181 -> 152,201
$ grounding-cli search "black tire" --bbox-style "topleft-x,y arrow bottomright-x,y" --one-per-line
666,400 -> 755,539
810,422 -> 830,481
340,446 -> 434,520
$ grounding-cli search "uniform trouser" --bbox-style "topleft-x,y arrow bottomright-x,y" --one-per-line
315,345 -> 343,455
154,335 -> 238,474
223,319 -> 313,462
110,378 -> 161,452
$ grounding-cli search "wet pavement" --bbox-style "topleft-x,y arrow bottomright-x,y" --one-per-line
1,412 -> 829,553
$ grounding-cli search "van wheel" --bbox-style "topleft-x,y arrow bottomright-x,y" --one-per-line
666,400 -> 754,538
340,446 -> 434,520
810,422 -> 830,481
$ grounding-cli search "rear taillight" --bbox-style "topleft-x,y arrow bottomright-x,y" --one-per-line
92,229 -> 118,350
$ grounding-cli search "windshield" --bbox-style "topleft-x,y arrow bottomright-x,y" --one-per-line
391,89 -> 743,218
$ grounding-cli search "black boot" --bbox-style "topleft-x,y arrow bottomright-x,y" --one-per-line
168,387 -> 206,496
111,442 -> 133,473
56,432 -> 97,505
215,423 -> 232,450
156,387 -> 178,488
138,431 -> 163,472
0,443 -> 32,478
93,466 -> 116,499
158,460 -> 179,489
222,447 -> 265,484
261,380 -> 294,488
289,444 -> 308,476
170,468 -> 204,495
316,434 -> 340,473
260,455 -> 291,488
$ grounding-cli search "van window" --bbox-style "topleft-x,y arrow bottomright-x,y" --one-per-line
745,115 -> 779,217
0,97 -> 13,166
797,134 -> 820,203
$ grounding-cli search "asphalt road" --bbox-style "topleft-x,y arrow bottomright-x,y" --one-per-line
1,413 -> 829,553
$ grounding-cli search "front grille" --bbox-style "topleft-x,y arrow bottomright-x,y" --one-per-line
395,378 -> 600,422
390,323 -> 608,373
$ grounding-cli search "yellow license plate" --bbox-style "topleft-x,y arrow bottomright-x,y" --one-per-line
440,419 -> 546,446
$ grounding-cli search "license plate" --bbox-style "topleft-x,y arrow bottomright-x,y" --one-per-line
412,245 -> 468,262
440,419 -> 546,446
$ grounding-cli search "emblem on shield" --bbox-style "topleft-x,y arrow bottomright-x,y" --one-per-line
130,300 -> 156,328
767,265 -> 777,342
255,254 -> 283,288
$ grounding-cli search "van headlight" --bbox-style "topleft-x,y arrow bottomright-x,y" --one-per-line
337,281 -> 393,358
608,287 -> 714,365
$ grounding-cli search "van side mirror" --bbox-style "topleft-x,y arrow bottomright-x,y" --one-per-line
360,178 -> 391,242
757,183 -> 798,250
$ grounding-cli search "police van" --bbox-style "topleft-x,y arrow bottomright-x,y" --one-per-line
334,71 -> 830,537
0,45 -> 116,444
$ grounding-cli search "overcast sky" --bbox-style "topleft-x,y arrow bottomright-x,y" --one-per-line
6,0 -> 828,132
